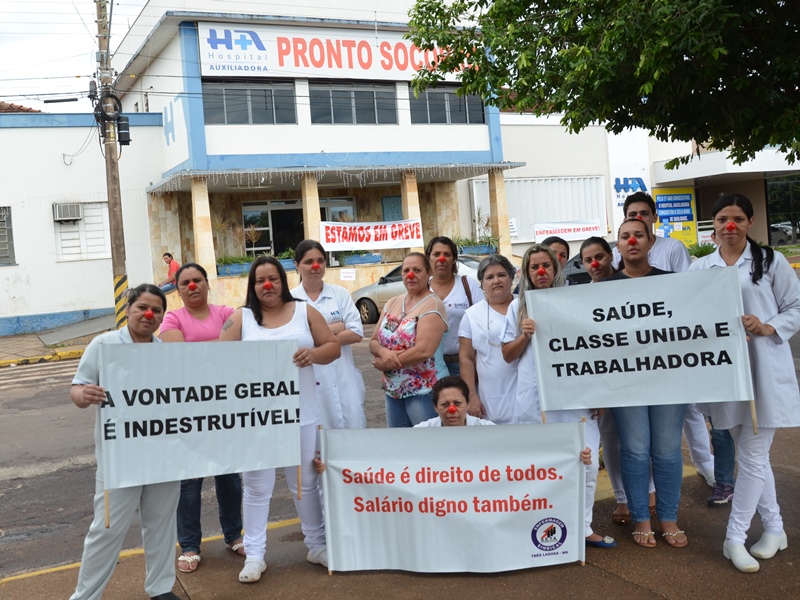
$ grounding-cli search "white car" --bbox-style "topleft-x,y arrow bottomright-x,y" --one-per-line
352,255 -> 483,323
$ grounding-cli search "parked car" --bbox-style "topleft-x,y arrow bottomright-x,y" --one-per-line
352,255 -> 483,324
769,225 -> 789,247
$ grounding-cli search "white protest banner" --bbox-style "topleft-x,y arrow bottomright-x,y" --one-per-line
528,268 -> 754,411
320,219 -> 423,251
321,423 -> 585,573
533,220 -> 603,242
99,341 -> 300,489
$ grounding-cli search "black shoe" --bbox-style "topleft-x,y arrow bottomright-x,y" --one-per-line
150,593 -> 180,600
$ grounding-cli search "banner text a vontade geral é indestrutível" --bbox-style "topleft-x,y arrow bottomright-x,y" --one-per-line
528,267 -> 754,412
98,340 -> 301,489
320,424 -> 585,573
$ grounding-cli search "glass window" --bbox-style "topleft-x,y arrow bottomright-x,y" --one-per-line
408,85 -> 485,125
202,82 -> 296,125
0,207 -> 14,265
225,89 -> 249,125
310,83 -> 397,125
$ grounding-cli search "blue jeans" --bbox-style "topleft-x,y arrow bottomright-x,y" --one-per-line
159,283 -> 176,293
444,359 -> 460,378
610,404 -> 687,523
177,474 -> 243,553
710,423 -> 736,487
385,391 -> 437,427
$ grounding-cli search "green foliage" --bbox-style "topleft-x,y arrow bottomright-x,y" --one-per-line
274,248 -> 295,260
408,0 -> 800,166
687,243 -> 717,258
216,255 -> 251,265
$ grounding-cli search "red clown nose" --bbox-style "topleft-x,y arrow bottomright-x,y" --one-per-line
406,272 -> 416,280
725,222 -> 736,231
591,260 -> 600,269
635,216 -> 643,221
144,310 -> 154,320
188,282 -> 197,291
537,267 -> 546,276
447,405 -> 458,414
263,281 -> 273,290
312,262 -> 320,270
627,236 -> 638,245
437,255 -> 447,264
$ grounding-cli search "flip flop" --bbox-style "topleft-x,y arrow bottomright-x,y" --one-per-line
611,512 -> 631,525
661,530 -> 688,548
631,531 -> 656,548
177,554 -> 201,572
226,540 -> 246,557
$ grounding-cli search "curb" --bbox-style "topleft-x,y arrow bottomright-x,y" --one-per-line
0,349 -> 84,369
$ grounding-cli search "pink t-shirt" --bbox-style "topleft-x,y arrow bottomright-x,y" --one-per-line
160,304 -> 234,342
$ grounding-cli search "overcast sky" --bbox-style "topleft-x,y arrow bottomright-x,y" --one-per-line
0,0 -> 148,113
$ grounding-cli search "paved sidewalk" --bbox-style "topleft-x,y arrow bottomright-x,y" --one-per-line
0,333 -> 85,368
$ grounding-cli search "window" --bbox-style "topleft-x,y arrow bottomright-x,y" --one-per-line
310,83 -> 397,125
409,86 -> 485,125
203,82 -> 296,125
0,207 -> 14,265
54,202 -> 111,261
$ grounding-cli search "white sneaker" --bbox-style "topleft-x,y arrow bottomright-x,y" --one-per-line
723,541 -> 760,573
750,531 -> 788,559
238,558 -> 267,583
306,547 -> 328,567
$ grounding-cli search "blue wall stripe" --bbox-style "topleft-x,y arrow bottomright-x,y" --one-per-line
179,22 -> 208,170
204,150 -> 496,170
0,113 -> 162,128
485,105 -> 503,162
0,307 -> 114,337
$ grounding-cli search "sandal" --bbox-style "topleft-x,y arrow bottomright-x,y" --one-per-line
226,539 -> 246,557
631,531 -> 656,548
177,553 -> 201,573
661,530 -> 688,548
611,512 -> 631,525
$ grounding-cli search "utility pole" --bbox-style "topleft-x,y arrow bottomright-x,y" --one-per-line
94,0 -> 128,329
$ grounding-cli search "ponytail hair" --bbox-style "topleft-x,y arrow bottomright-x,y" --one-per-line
711,194 -> 774,285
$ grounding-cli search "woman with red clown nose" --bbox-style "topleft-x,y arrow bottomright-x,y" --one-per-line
369,252 -> 448,427
502,244 -> 616,550
160,263 -> 243,574
220,256 -> 340,581
689,194 -> 800,572
69,285 -> 183,600
609,218 -> 688,550
414,376 -> 495,427
291,240 -> 366,430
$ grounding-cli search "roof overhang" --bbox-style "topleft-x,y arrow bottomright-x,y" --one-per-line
147,162 -> 525,195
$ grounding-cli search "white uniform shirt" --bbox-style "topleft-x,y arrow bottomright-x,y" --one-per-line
438,275 -> 484,355
291,283 -> 366,429
613,235 -> 691,272
414,415 -> 495,427
689,246 -> 800,429
502,298 -> 543,424
459,300 -> 518,424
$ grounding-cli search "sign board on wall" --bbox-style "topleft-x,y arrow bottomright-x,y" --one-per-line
320,219 -> 423,251
653,187 -> 698,247
199,23 -> 454,81
533,220 -> 602,242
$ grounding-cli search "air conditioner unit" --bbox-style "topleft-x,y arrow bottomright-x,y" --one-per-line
53,203 -> 84,222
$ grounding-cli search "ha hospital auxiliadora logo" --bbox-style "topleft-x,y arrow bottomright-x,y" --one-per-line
205,28 -> 269,72
531,518 -> 567,552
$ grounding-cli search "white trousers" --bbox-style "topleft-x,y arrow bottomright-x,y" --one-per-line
546,410 -> 600,537
726,426 -> 782,545
599,410 -> 655,503
242,423 -> 325,560
70,476 -> 180,600
683,403 -> 714,473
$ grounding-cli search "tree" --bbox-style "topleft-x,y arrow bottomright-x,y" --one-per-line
407,0 -> 800,166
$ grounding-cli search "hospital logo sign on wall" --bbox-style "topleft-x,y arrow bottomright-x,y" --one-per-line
531,518 -> 568,552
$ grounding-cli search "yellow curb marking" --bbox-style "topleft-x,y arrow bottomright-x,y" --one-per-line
0,518 -> 301,584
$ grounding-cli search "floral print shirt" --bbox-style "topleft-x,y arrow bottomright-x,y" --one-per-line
378,293 -> 447,399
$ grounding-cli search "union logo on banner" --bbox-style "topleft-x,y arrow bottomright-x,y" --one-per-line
531,517 -> 568,552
